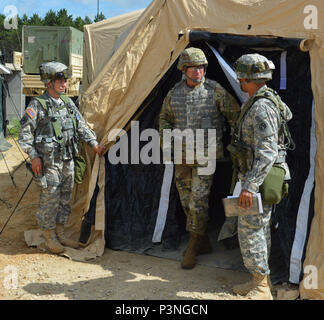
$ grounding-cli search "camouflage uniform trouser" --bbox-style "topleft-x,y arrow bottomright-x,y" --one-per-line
174,164 -> 214,235
238,204 -> 272,275
36,159 -> 74,230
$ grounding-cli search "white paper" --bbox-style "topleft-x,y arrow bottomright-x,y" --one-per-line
232,181 -> 242,196
256,193 -> 263,214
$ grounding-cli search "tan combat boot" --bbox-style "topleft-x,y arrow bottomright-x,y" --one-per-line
268,275 -> 273,291
182,233 -> 212,256
181,232 -> 201,269
43,229 -> 65,254
232,274 -> 273,296
197,233 -> 212,255
233,273 -> 273,300
246,274 -> 273,300
56,224 -> 79,249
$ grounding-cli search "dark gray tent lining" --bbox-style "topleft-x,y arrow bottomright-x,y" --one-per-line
189,31 -> 304,50
81,34 -> 314,284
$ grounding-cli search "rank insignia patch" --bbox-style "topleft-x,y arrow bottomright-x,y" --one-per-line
26,107 -> 36,119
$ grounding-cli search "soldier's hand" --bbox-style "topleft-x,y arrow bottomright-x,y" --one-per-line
93,144 -> 105,157
31,157 -> 42,176
238,189 -> 253,210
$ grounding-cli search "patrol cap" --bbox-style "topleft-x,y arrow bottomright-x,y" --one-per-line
234,53 -> 275,82
39,61 -> 72,84
177,47 -> 208,71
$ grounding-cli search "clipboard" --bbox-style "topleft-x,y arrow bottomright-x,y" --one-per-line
222,193 -> 263,217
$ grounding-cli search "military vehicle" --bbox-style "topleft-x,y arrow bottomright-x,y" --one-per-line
21,25 -> 83,97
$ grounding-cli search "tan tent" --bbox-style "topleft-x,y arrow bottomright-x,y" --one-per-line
69,0 -> 324,299
82,9 -> 144,92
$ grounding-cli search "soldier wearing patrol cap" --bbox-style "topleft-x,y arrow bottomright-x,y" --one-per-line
228,53 -> 294,299
159,47 -> 240,269
18,61 -> 104,255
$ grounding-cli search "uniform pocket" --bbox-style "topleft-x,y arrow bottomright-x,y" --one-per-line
43,142 -> 55,157
40,141 -> 56,164
62,117 -> 74,131
201,117 -> 212,129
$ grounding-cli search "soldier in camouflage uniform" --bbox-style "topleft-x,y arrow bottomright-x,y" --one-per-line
159,47 -> 240,269
18,62 -> 104,254
229,54 -> 293,299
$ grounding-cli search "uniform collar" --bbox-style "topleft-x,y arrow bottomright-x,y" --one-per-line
43,90 -> 64,106
241,84 -> 268,109
252,84 -> 268,98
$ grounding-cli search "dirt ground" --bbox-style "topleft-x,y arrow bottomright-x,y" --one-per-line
0,138 -> 293,301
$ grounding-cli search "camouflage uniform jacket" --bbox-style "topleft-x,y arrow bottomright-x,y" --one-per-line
159,77 -> 240,160
238,85 -> 292,193
19,91 -> 98,162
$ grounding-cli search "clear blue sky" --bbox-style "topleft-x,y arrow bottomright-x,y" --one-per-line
1,0 -> 153,21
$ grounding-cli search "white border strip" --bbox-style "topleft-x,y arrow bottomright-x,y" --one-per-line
289,100 -> 316,283
206,43 -> 249,104
280,51 -> 287,90
152,163 -> 174,243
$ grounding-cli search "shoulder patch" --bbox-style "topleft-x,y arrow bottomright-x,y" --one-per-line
254,111 -> 275,138
26,107 -> 36,119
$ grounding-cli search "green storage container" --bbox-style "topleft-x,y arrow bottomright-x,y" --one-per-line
23,26 -> 83,74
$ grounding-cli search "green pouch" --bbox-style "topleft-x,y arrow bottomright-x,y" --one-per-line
74,154 -> 87,184
260,165 -> 287,205
282,181 -> 289,199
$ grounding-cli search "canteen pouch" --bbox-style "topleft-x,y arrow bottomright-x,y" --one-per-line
74,154 -> 87,184
259,164 -> 287,205
282,181 -> 289,199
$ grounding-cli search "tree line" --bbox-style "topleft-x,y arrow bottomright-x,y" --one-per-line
0,9 -> 106,62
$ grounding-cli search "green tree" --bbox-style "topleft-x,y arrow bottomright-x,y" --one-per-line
56,9 -> 73,27
94,12 -> 106,23
43,9 -> 58,26
0,14 -> 5,38
83,16 -> 93,25
21,14 -> 29,25
0,14 -> 22,59
28,13 -> 43,25
0,14 -> 6,54
73,16 -> 84,31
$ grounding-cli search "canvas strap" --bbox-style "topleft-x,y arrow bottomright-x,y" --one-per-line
35,94 -> 77,144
